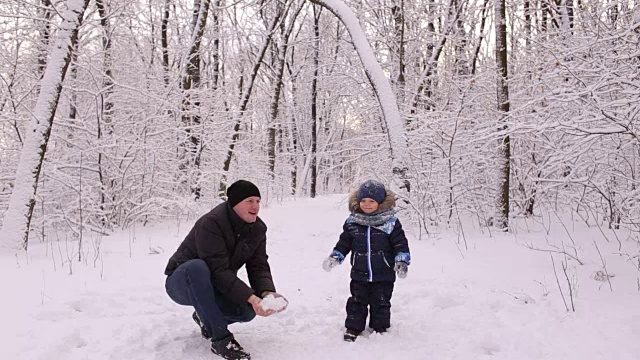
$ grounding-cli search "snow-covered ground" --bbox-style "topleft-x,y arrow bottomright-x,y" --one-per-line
2,194 -> 640,359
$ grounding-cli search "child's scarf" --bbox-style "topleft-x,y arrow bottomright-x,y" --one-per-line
347,208 -> 397,234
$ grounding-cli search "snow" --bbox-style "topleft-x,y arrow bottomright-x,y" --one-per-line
2,194 -> 640,359
261,295 -> 288,312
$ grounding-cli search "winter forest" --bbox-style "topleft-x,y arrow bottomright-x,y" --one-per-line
0,0 -> 639,253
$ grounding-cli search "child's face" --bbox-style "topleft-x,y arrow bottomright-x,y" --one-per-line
359,198 -> 379,214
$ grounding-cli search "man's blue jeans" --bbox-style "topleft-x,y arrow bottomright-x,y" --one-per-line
165,259 -> 256,341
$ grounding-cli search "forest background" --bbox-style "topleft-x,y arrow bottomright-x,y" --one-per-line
0,0 -> 638,260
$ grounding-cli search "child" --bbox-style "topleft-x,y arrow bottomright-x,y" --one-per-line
322,179 -> 411,342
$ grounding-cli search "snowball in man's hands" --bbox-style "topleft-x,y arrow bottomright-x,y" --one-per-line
261,294 -> 288,312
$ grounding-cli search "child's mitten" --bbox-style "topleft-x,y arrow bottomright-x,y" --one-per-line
394,261 -> 408,279
322,257 -> 338,272
322,250 -> 344,272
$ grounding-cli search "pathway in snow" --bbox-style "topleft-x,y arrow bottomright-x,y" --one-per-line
2,195 -> 639,359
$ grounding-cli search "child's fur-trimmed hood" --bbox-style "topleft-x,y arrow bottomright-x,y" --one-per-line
349,188 -> 396,213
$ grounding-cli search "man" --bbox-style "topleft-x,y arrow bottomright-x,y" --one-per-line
165,180 -> 287,360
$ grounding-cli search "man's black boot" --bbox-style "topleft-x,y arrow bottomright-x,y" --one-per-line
210,334 -> 251,360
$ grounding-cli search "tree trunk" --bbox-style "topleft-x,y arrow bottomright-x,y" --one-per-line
180,0 -> 211,200
161,0 -> 171,86
267,41 -> 285,178
37,0 -> 53,79
471,0 -> 490,75
524,0 -> 531,49
452,0 -> 468,75
69,46 -> 78,122
494,0 -> 511,230
95,0 -> 115,223
0,0 -> 91,251
541,0 -> 550,33
211,0 -> 222,91
391,0 -> 406,100
558,0 -> 574,31
96,0 -> 114,134
286,53 -> 300,196
310,5 -> 321,198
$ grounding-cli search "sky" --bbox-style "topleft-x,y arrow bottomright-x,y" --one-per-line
1,194 -> 639,360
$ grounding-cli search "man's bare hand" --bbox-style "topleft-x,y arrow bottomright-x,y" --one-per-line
248,294 -> 275,317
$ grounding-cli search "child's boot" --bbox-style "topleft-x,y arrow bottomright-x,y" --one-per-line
343,328 -> 361,342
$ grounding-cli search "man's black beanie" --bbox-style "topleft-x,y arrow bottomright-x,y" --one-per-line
227,180 -> 261,208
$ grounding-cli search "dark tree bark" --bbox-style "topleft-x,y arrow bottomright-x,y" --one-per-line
391,0 -> 405,91
180,0 -> 211,200
494,0 -> 511,229
471,0 -> 490,75
161,0 -> 171,86
94,0 -> 116,222
310,5 -> 321,198
37,0 -> 53,79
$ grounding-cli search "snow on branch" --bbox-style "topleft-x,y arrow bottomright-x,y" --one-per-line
308,0 -> 409,176
0,0 -> 91,252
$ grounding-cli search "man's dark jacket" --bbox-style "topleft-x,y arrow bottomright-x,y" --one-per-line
164,202 -> 276,305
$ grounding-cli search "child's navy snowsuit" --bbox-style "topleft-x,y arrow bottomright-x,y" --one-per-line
331,207 -> 410,332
